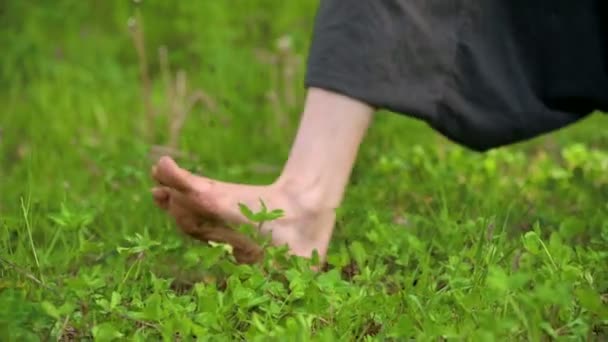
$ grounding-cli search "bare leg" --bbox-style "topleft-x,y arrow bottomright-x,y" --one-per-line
152,87 -> 373,259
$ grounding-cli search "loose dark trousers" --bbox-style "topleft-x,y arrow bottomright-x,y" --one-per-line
305,0 -> 608,151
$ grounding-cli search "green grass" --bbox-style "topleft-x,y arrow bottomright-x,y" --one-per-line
1,1 -> 607,340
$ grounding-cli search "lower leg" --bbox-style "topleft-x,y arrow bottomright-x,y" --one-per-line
152,87 -> 374,258
275,87 -> 374,209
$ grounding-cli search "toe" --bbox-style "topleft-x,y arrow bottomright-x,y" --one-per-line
153,156 -> 193,191
152,186 -> 169,200
152,187 -> 170,210
154,196 -> 169,210
151,165 -> 159,183
166,196 -> 199,233
168,187 -> 222,220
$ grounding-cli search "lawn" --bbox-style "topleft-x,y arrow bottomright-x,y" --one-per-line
1,1 -> 607,340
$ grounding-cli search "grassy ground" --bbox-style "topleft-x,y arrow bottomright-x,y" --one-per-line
1,1 -> 607,340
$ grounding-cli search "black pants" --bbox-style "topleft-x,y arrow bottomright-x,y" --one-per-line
305,0 -> 608,151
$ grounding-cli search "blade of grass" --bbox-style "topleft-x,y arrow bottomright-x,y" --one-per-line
21,195 -> 45,284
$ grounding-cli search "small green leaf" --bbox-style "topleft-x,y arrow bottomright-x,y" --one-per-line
238,203 -> 255,220
92,322 -> 124,342
575,288 -> 607,316
266,208 -> 285,221
285,269 -> 307,299
96,298 -> 111,311
110,291 -> 121,310
232,285 -> 256,306
40,301 -> 60,319
252,313 -> 268,333
562,265 -> 583,282
143,293 -> 163,321
486,266 -> 509,294
540,322 -> 558,339
191,323 -> 208,337
239,201 -> 284,223
350,241 -> 367,268
202,243 -> 231,267
522,231 -> 540,255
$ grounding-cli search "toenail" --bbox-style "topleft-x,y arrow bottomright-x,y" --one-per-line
159,156 -> 173,167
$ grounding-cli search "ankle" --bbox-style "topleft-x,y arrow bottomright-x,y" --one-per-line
271,175 -> 339,214
269,176 -> 337,253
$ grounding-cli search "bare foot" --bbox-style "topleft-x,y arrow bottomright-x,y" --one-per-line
151,156 -> 335,262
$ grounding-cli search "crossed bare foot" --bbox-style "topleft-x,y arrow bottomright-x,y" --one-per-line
151,156 -> 335,263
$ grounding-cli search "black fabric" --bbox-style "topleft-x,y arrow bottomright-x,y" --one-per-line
305,0 -> 608,151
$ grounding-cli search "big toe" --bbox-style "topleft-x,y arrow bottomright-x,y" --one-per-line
153,156 -> 193,192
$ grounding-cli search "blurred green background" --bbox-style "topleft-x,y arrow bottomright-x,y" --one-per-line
2,0 -> 607,209
1,0 -> 319,206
